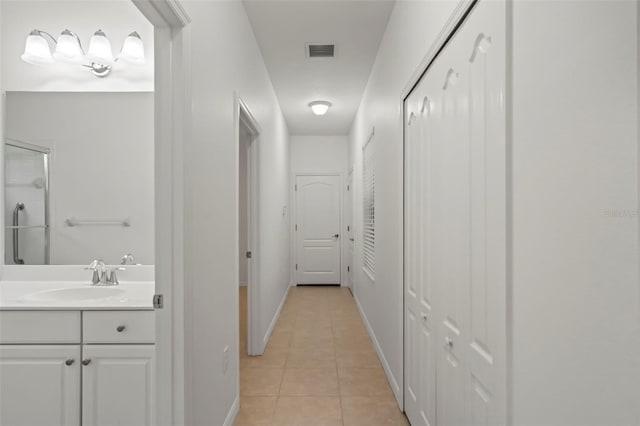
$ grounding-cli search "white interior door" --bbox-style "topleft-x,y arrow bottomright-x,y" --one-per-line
345,170 -> 354,289
295,175 -> 341,285
404,1 -> 507,425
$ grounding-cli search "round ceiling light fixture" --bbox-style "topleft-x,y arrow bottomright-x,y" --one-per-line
309,100 -> 332,116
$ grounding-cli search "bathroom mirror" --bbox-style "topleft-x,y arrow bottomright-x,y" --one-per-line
3,91 -> 154,265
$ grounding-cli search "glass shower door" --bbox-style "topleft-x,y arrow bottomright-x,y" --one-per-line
4,141 -> 50,265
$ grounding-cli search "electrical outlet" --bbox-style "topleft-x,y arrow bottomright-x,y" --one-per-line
223,345 -> 230,374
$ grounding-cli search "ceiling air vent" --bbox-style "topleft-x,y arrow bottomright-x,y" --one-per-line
307,43 -> 335,58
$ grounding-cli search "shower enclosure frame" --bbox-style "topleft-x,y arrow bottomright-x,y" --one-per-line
5,139 -> 51,265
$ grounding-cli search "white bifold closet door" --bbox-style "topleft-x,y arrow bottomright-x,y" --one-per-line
404,1 -> 507,425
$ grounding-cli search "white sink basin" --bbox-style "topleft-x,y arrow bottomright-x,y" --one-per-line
25,287 -> 125,302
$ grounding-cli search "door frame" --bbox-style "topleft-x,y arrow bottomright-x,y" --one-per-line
131,1 -> 190,425
235,95 -> 262,356
293,172 -> 343,286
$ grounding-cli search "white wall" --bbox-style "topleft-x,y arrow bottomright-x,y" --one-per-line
1,0 -> 154,92
181,1 -> 290,424
511,2 -> 640,424
5,92 -> 154,265
348,0 -> 460,405
290,135 -> 349,285
290,135 -> 349,175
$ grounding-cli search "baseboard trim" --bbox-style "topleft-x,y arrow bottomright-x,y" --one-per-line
262,284 -> 291,347
223,395 -> 239,426
353,294 -> 403,407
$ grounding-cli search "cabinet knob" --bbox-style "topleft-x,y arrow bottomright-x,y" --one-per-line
117,325 -> 126,333
65,359 -> 75,366
82,359 -> 92,366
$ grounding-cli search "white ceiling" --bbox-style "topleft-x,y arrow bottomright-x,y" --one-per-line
243,1 -> 395,135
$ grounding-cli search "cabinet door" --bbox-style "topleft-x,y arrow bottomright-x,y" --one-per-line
0,345 -> 81,426
82,345 -> 155,426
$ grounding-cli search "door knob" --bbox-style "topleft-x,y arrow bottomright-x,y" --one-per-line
333,234 -> 340,238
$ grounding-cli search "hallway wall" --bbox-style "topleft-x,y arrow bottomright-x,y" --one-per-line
348,0 -> 461,405
182,2 -> 290,424
510,2 -> 640,424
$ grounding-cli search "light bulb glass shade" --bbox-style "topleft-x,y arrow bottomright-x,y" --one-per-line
118,31 -> 145,65
309,101 -> 332,116
21,32 -> 54,65
87,30 -> 113,65
53,31 -> 85,63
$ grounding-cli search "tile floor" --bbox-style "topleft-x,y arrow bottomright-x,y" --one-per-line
236,285 -> 409,426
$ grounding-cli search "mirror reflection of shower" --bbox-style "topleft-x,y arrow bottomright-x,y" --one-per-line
4,140 -> 50,265
12,203 -> 25,264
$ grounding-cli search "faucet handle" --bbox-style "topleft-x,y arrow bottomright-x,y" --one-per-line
106,267 -> 126,285
86,260 -> 107,284
120,253 -> 135,265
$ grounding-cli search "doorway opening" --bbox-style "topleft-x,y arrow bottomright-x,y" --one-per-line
237,98 -> 261,357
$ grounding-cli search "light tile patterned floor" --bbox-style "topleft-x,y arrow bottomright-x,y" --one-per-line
236,286 -> 409,426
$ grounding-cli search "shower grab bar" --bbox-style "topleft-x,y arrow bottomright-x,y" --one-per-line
12,203 -> 25,264
65,217 -> 131,227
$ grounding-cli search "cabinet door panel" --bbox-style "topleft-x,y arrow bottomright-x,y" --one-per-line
0,345 -> 80,426
82,345 -> 155,426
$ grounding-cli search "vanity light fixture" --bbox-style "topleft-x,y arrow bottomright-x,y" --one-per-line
21,29 -> 145,78
21,30 -> 56,65
309,100 -> 332,116
53,30 -> 85,64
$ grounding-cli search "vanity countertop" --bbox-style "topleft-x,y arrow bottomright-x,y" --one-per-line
0,281 -> 155,310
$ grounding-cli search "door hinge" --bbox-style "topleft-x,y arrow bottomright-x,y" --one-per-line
295,224 -> 298,231
153,294 -> 164,309
347,184 -> 350,191
246,251 -> 252,259
295,264 -> 298,271
347,266 -> 350,272
347,225 -> 350,232
295,184 -> 297,191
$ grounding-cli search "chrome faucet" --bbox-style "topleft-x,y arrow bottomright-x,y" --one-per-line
86,259 -> 107,284
86,260 -> 123,286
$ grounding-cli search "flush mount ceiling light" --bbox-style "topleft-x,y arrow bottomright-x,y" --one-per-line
309,101 -> 332,116
21,28 -> 145,78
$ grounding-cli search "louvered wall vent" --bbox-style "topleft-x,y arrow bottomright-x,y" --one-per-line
307,43 -> 335,58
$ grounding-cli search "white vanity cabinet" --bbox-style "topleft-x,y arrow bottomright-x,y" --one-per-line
81,311 -> 155,426
0,345 -> 81,426
0,310 -> 155,426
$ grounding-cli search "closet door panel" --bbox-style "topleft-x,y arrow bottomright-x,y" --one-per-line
435,40 -> 471,426
465,1 -> 508,425
404,2 -> 507,425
